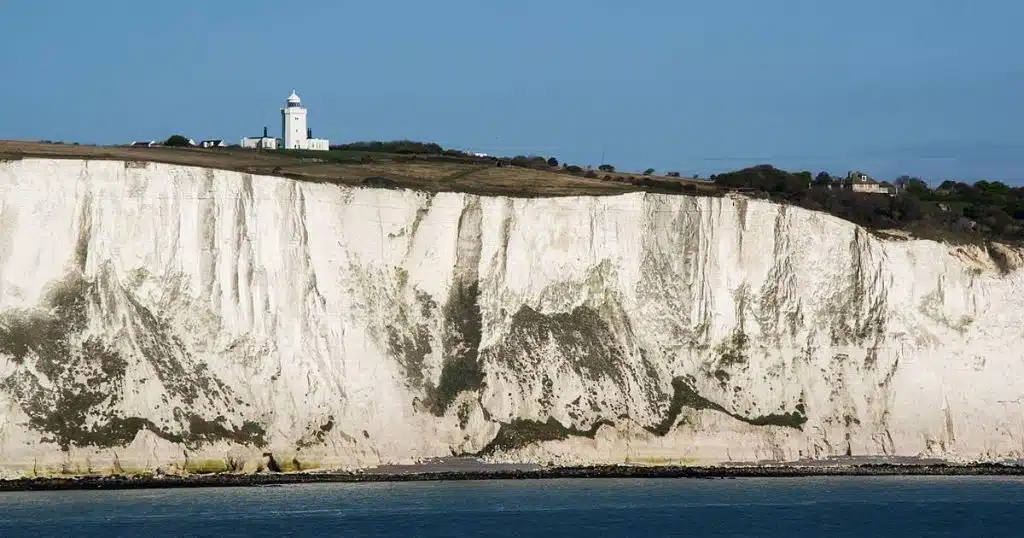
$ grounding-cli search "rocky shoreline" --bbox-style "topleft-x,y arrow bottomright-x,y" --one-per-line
3,463 -> 1023,492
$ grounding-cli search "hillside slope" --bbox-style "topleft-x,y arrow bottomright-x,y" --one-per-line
0,157 -> 1023,477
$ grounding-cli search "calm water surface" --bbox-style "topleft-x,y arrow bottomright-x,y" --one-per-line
1,476 -> 1022,537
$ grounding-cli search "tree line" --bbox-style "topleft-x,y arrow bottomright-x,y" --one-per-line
710,165 -> 1024,244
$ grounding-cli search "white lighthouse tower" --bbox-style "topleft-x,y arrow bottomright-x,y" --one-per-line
281,91 -> 307,150
279,91 -> 329,151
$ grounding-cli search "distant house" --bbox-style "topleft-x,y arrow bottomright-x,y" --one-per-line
130,140 -> 156,147
844,171 -> 897,196
200,140 -> 226,148
240,126 -> 279,150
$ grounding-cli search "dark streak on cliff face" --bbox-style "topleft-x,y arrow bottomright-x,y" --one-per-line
468,297 -> 808,454
820,228 -> 889,346
425,281 -> 485,416
424,198 -> 486,416
493,305 -> 629,384
0,271 -> 266,451
72,192 -> 92,273
386,287 -> 436,388
0,274 -> 127,450
477,417 -> 614,455
481,297 -> 666,427
123,290 -> 230,407
646,377 -> 807,437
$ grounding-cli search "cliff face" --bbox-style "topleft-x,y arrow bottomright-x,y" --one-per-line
0,158 -> 1022,477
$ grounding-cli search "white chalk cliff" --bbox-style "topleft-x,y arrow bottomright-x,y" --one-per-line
0,157 -> 1022,477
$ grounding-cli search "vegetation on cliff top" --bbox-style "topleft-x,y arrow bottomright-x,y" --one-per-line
294,142 -> 1024,245
5,140 -> 1021,245
711,165 -> 1024,244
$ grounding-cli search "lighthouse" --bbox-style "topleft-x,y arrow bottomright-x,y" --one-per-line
278,91 -> 329,151
281,91 -> 306,150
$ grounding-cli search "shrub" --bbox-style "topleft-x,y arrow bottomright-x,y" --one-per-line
333,140 -> 443,155
584,170 -> 598,179
812,171 -> 833,187
164,135 -> 191,147
511,155 -> 551,169
666,171 -> 681,177
712,165 -> 809,194
510,155 -> 531,168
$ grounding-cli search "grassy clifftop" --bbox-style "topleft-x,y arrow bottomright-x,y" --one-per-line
3,140 -> 1021,248
0,141 -> 714,199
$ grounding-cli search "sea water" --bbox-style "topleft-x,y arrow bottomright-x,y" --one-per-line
1,476 -> 1022,537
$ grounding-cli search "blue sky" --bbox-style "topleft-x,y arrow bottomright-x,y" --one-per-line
2,0 -> 1022,181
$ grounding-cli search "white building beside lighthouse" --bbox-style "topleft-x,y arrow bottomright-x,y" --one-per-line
240,126 -> 278,150
281,91 -> 329,151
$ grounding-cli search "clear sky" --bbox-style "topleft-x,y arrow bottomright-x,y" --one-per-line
2,0 -> 1022,181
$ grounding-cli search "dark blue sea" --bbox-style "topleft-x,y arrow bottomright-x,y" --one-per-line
2,476 -> 1023,536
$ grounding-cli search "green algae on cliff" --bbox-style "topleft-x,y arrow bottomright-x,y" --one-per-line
478,417 -> 614,455
494,305 -> 628,384
425,280 -> 485,416
423,198 -> 487,417
385,289 -> 436,388
0,271 -> 267,451
646,377 -> 807,437
297,416 -> 336,449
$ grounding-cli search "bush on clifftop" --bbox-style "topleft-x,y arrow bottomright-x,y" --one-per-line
712,165 -> 1024,244
164,135 -> 191,147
